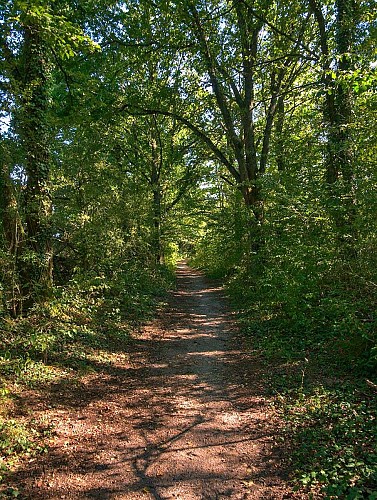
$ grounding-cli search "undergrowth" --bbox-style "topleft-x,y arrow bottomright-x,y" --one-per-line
0,263 -> 174,491
227,266 -> 377,499
280,385 -> 377,499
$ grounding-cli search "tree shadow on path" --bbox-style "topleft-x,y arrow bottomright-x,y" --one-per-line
11,262 -> 292,499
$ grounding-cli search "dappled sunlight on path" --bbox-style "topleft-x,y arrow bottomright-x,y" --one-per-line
13,261 -> 292,499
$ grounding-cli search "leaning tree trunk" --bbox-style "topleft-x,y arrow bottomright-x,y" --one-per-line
152,186 -> 163,265
16,20 -> 53,311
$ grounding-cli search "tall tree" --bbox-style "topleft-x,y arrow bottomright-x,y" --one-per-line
17,9 -> 53,307
121,0 -> 314,252
0,0 -> 100,312
309,0 -> 359,253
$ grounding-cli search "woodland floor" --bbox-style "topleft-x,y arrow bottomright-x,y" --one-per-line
9,262 -> 302,499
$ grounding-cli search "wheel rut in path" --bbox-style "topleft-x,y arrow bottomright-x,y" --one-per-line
14,262 -> 292,499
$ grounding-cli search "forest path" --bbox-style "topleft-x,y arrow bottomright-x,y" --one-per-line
15,262 -> 293,499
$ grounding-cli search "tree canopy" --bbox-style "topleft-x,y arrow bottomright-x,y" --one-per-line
0,0 -> 376,494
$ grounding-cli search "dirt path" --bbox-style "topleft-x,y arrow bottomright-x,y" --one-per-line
14,262 -> 293,499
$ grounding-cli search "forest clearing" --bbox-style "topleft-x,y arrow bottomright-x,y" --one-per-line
1,0 -> 376,498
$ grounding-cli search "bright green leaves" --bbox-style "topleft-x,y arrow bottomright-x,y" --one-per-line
325,57 -> 377,95
10,0 -> 100,60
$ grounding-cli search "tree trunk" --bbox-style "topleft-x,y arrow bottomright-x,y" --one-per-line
16,21 -> 53,310
0,148 -> 24,256
0,147 -> 25,315
150,118 -> 163,265
152,187 -> 163,265
275,95 -> 285,172
330,0 -> 357,255
310,0 -> 357,256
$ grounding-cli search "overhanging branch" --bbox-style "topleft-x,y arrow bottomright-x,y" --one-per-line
120,103 -> 241,183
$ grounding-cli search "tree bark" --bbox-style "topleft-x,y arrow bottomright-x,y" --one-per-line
0,146 -> 25,316
275,95 -> 285,172
16,20 -> 53,309
0,147 -> 24,256
150,116 -> 163,265
334,0 -> 357,254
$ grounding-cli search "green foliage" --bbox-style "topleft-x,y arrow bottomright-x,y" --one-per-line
190,185 -> 250,278
163,242 -> 181,270
280,385 -> 377,498
0,0 -> 376,495
0,417 -> 48,490
0,263 -> 173,378
0,260 -> 173,488
192,80 -> 376,495
9,0 -> 100,58
0,420 -> 35,458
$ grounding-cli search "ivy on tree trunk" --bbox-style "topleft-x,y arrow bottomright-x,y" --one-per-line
16,20 -> 53,310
